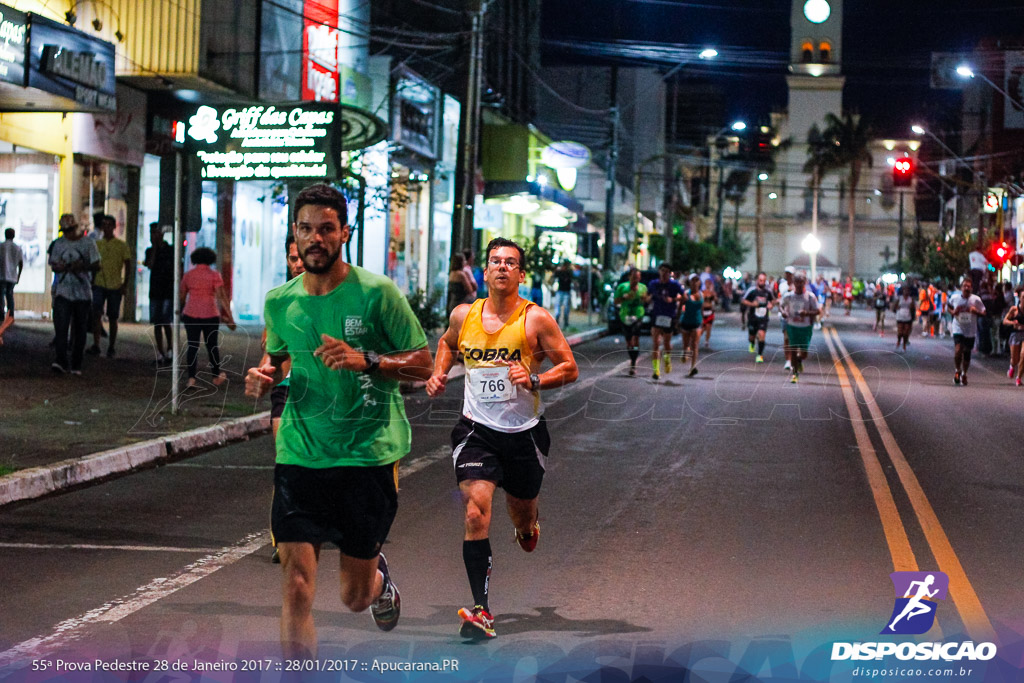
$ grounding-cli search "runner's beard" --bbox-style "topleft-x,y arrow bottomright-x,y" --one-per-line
300,245 -> 341,274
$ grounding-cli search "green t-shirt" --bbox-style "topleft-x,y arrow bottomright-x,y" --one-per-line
264,266 -> 428,468
614,281 -> 647,323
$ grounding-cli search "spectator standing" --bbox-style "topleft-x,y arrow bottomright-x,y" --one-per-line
48,214 -> 99,374
462,249 -> 480,302
0,227 -> 23,322
447,254 -> 475,316
144,223 -> 175,366
87,215 -> 131,358
977,279 -> 997,355
553,261 -> 573,328
181,247 -> 235,389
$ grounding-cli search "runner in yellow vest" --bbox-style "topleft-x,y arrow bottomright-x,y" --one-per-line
427,237 -> 579,640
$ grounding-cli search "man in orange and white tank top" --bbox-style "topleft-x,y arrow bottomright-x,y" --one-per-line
426,237 -> 579,640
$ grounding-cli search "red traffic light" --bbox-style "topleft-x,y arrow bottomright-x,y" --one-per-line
893,158 -> 914,187
990,241 -> 1012,266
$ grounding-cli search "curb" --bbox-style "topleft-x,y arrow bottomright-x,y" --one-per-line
1,327 -> 607,507
0,413 -> 271,508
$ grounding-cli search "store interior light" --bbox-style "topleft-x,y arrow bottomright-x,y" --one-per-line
768,192 -> 778,199
502,195 -> 540,215
758,173 -> 769,181
533,210 -> 570,228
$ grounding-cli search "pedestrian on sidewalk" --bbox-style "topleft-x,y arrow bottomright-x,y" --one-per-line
1,227 -> 23,323
87,214 -> 131,358
553,261 -> 573,328
447,254 -> 475,316
180,246 -> 234,389
48,214 -> 99,374
245,183 -> 433,658
144,223 -> 175,366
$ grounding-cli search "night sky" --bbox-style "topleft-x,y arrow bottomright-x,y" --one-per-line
542,0 -> 1024,137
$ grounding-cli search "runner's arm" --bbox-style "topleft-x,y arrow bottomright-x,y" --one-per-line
1002,306 -> 1018,327
513,306 -> 578,390
245,352 -> 287,398
426,304 -> 470,397
315,335 -> 433,382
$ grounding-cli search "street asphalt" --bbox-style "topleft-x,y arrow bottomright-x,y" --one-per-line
1,308 -> 1022,682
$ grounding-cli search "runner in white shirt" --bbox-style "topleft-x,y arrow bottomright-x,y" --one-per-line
893,287 -> 916,352
948,279 -> 985,385
779,272 -> 820,383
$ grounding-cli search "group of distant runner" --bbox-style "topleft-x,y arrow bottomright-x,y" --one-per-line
614,265 -> 820,383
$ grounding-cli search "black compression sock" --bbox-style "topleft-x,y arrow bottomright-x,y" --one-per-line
628,348 -> 639,364
758,340 -> 765,355
463,539 -> 492,611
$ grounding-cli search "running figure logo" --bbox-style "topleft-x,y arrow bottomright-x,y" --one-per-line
881,571 -> 949,635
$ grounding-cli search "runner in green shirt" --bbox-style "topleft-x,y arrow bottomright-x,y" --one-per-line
614,268 -> 649,376
245,184 -> 433,659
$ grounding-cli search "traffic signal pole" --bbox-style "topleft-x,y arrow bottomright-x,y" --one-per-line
897,189 -> 905,268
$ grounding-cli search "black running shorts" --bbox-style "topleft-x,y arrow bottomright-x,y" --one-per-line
451,416 -> 550,500
623,320 -> 643,338
271,462 -> 398,559
270,385 -> 290,419
748,317 -> 769,334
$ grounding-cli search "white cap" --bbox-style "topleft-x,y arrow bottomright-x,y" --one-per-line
784,266 -> 795,274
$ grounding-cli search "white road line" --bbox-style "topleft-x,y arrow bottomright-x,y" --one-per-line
0,531 -> 269,667
167,464 -> 275,470
0,542 -> 223,553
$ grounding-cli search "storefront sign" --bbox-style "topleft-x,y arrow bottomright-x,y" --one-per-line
393,71 -> 438,159
302,0 -> 340,102
0,4 -> 27,86
185,102 -> 341,181
72,84 -> 147,167
26,13 -> 115,111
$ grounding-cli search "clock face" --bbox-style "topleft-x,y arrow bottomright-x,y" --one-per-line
804,0 -> 831,23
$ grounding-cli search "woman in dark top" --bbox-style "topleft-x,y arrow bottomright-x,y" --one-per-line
680,275 -> 704,377
447,254 -> 474,315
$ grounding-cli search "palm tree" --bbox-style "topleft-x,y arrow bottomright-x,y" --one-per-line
812,112 -> 873,278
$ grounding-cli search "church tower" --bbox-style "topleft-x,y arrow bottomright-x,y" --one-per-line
779,0 -> 845,217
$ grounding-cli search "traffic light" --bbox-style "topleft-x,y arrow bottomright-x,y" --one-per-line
893,157 -> 914,187
991,241 -> 1011,267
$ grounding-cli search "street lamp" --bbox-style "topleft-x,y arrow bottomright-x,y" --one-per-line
712,120 -> 746,247
802,232 -> 821,282
699,48 -> 718,60
911,123 -> 976,234
956,63 -> 1024,111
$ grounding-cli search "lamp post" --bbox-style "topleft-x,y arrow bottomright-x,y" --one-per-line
802,232 -> 821,283
956,64 -> 1024,111
713,120 -> 745,247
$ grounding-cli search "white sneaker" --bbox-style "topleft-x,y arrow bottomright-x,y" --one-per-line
783,361 -> 792,370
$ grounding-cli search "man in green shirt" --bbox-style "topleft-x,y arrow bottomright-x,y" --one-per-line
244,184 -> 433,659
613,268 -> 649,375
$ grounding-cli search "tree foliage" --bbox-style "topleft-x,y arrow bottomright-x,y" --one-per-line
649,232 -> 748,273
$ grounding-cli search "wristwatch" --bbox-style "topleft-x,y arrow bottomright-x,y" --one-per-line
362,350 -> 381,374
529,373 -> 541,391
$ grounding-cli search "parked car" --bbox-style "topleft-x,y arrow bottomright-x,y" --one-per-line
605,269 -> 659,334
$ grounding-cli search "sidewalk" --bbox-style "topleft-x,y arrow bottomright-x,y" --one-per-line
0,308 -> 606,506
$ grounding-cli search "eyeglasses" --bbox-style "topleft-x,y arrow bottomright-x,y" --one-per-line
488,257 -> 520,269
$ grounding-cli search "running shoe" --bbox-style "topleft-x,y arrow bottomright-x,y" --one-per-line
748,342 -> 756,353
790,373 -> 798,384
664,356 -> 672,374
628,366 -> 636,376
1009,366 -> 1015,379
953,372 -> 961,385
515,520 -> 539,552
755,355 -> 764,363
1016,378 -> 1022,387
783,360 -> 792,370
652,371 -> 660,380
370,553 -> 401,631
688,367 -> 698,377
51,362 -> 67,374
960,373 -> 968,386
458,606 -> 496,640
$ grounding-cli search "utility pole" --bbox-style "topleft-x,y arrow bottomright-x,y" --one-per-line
714,152 -> 725,247
604,67 -> 618,271
897,188 -> 905,267
811,165 -> 819,281
664,78 -> 678,264
451,0 -> 485,261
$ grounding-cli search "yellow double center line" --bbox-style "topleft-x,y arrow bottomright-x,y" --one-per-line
821,326 -> 996,644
